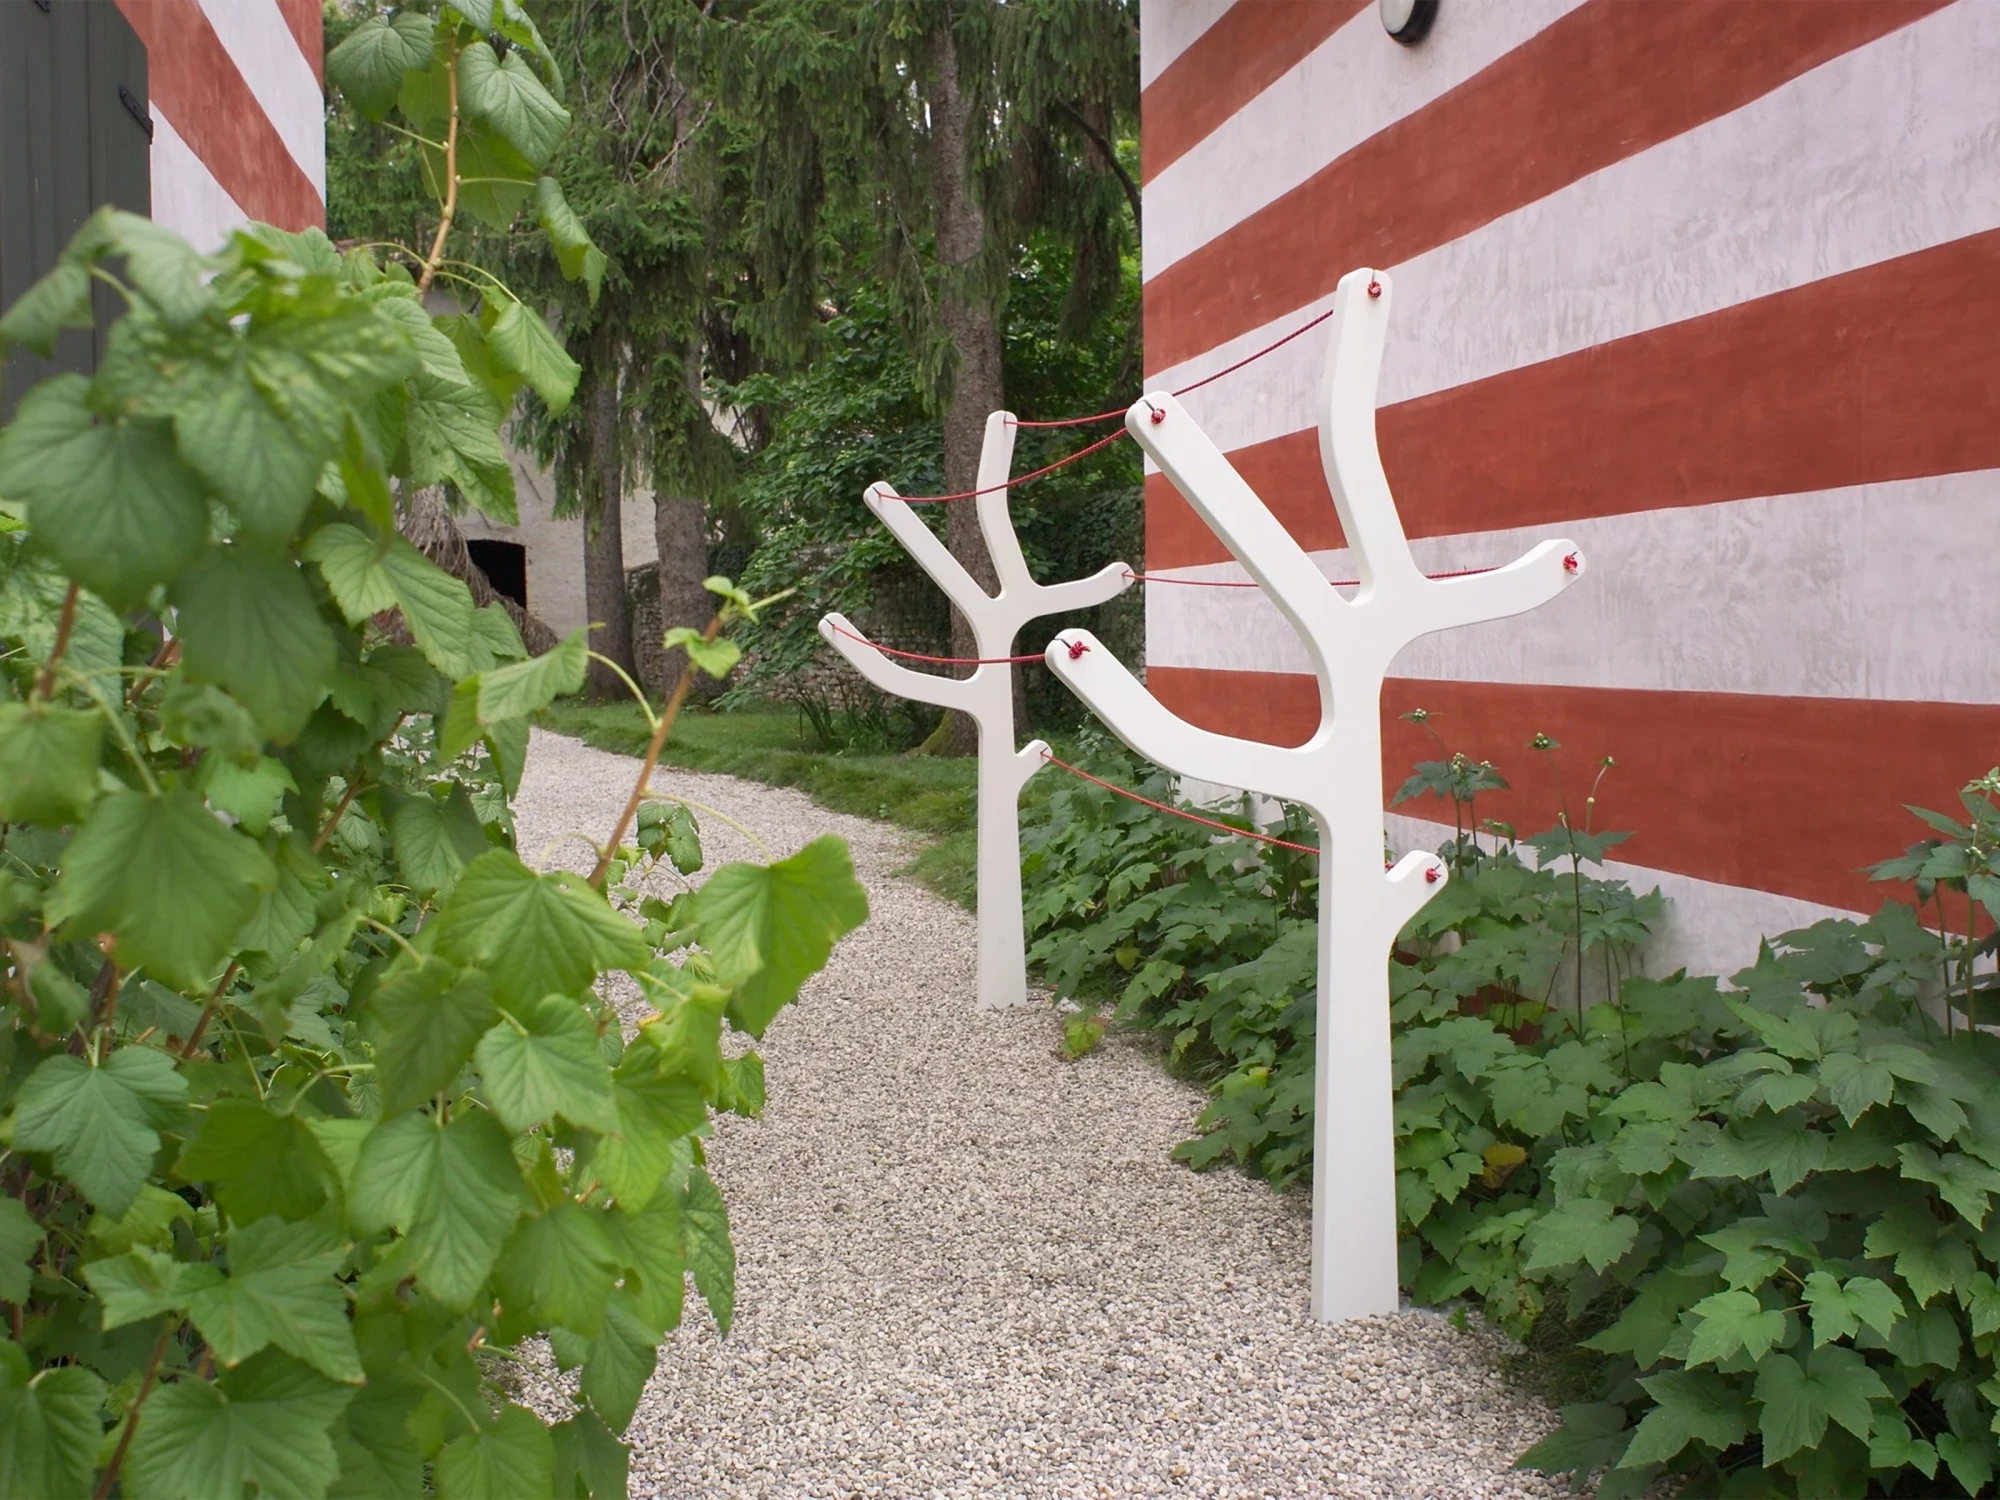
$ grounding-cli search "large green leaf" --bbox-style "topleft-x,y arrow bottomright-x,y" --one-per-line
0,1201 -> 37,1304
364,958 -> 496,1117
326,13 -> 435,119
1898,1142 -> 2000,1228
1620,1370 -> 1749,1467
1689,1111 -> 1828,1195
1801,1271 -> 1904,1347
589,1064 -> 705,1209
578,1293 -> 660,1434
183,1219 -> 362,1383
693,836 -> 867,1036
327,1376 -> 425,1500
124,1349 -> 354,1500
485,297 -> 579,415
684,1165 -> 734,1336
0,260 -> 92,355
435,1403 -> 555,1500
550,1410 -> 627,1500
475,993 -> 616,1132
176,1097 -> 337,1224
404,371 -> 518,523
457,42 -> 570,169
441,631 -> 588,758
50,788 -> 275,991
433,850 -> 649,1010
12,1049 -> 189,1216
83,1245 -> 216,1329
166,301 -> 416,543
1865,1205 -> 1976,1306
533,177 -> 606,304
79,210 -> 215,329
0,376 -> 208,606
0,1341 -> 108,1500
303,523 -> 477,678
0,703 -> 101,824
496,1202 -> 616,1337
173,548 -> 339,742
1684,1288 -> 1788,1367
1520,1198 -> 1639,1275
349,1112 -> 528,1307
1752,1345 -> 1888,1465
384,783 -> 489,897
604,1182 -> 683,1334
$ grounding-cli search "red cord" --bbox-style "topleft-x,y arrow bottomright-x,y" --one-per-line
1123,564 -> 1499,589
828,622 -> 1090,667
828,622 -> 1051,665
1039,751 -> 1321,856
897,427 -> 1128,505
1005,302 -> 1343,430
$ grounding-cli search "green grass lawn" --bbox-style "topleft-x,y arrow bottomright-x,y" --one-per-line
540,699 -> 984,906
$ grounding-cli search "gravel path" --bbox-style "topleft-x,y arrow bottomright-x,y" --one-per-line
515,729 -> 1569,1500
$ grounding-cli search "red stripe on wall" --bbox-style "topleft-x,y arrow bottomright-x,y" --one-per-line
1143,0 -> 1948,375
113,0 -> 323,231
278,0 -> 324,86
1141,0 -> 1366,186
1145,667 -> 2000,916
1146,229 -> 2000,569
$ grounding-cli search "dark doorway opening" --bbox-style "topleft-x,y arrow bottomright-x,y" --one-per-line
467,539 -> 528,611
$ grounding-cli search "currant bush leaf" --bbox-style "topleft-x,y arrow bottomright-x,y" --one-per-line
50,788 -> 275,991
692,836 -> 867,1036
0,376 -> 208,606
12,1049 -> 189,1216
124,1350 -> 354,1500
475,993 -> 616,1133
433,850 -> 648,1010
173,548 -> 340,741
0,703 -> 102,824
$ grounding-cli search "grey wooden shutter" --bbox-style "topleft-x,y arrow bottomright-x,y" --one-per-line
0,0 -> 151,418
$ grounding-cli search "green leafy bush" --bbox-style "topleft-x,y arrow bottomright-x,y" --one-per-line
1023,731 -> 2000,1496
0,12 -> 868,1495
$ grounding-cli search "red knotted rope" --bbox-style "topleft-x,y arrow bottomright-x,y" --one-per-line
828,622 -> 1088,667
1038,751 -> 1321,856
1009,304 -> 1345,430
1123,563 -> 1502,589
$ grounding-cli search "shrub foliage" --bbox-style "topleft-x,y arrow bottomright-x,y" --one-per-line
1024,732 -> 2000,1497
0,9 -> 868,1496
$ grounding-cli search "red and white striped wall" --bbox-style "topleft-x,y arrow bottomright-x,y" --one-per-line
1138,0 -> 2000,976
117,0 -> 324,247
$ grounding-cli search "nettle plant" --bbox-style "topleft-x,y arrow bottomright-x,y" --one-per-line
0,11 -> 867,1500
1026,734 -> 2000,1496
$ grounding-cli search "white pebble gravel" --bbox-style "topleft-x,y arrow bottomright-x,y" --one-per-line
512,729 -> 1571,1500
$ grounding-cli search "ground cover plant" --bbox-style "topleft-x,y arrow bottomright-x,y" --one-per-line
1022,729 -> 2000,1497
0,10 -> 867,1497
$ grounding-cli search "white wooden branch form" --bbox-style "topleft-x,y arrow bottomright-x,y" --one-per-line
1047,268 -> 1584,1322
819,411 -> 1132,1010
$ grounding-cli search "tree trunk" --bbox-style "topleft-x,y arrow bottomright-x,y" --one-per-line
583,374 -> 636,699
654,337 -> 716,701
400,486 -> 560,655
926,15 -> 1015,754
653,494 -> 711,693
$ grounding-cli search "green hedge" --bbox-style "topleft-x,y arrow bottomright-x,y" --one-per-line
1022,733 -> 2000,1497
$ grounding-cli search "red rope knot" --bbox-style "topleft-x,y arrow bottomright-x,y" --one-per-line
1563,552 -> 1581,574
1424,865 -> 1441,884
1145,401 -> 1165,425
1366,277 -> 1382,299
1063,638 -> 1090,661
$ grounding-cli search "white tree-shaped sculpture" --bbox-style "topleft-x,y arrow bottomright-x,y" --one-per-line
819,412 -> 1132,1010
1047,268 -> 1585,1321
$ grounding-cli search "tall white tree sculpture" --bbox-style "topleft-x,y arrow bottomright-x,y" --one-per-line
819,411 -> 1132,1010
1046,267 -> 1585,1322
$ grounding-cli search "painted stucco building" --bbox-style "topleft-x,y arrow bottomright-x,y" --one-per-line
1137,0 -> 1999,975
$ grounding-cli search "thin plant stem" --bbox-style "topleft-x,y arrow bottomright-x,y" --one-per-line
586,650 -> 659,729
126,636 -> 180,708
179,961 -> 240,1059
590,615 -> 722,889
94,1317 -> 176,1500
313,780 -> 365,855
34,582 -> 80,700
417,42 -> 460,293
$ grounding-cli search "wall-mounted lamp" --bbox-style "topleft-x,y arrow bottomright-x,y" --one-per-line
1380,0 -> 1438,46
